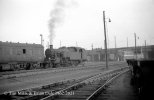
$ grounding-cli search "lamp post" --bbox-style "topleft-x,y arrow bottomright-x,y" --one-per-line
127,37 -> 128,49
40,34 -> 43,46
134,33 -> 139,60
145,40 -> 147,60
103,11 -> 111,69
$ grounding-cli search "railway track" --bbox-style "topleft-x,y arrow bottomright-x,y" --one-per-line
0,62 -> 127,80
0,64 -> 129,100
41,67 -> 129,100
1,74 -> 97,100
1,66 -> 129,100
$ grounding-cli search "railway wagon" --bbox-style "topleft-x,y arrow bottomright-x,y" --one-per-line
0,41 -> 44,70
126,59 -> 154,99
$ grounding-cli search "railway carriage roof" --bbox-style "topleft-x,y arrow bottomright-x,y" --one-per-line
0,41 -> 43,48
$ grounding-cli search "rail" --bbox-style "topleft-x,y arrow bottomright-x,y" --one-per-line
41,67 -> 129,100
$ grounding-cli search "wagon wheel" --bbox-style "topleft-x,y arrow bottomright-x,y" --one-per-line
32,64 -> 38,69
13,64 -> 20,71
47,63 -> 52,68
43,63 -> 48,69
26,63 -> 31,70
56,63 -> 61,68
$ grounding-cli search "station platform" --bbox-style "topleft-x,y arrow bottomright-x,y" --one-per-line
96,71 -> 140,100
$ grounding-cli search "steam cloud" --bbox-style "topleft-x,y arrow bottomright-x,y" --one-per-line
48,0 -> 77,45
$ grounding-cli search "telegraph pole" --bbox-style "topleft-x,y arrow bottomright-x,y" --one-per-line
145,40 -> 146,48
103,11 -> 108,69
115,36 -> 116,49
134,33 -> 137,59
115,36 -> 117,61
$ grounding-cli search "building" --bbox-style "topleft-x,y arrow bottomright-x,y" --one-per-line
86,45 -> 154,62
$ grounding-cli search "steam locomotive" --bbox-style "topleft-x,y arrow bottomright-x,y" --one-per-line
0,41 -> 87,71
44,45 -> 87,68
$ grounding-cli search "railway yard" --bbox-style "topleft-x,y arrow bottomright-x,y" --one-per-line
1,1 -> 154,99
1,42 -> 152,100
0,61 -> 142,100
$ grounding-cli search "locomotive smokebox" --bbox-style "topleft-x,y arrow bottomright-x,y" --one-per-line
50,45 -> 53,50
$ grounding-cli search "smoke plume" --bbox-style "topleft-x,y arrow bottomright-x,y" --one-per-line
48,0 -> 78,45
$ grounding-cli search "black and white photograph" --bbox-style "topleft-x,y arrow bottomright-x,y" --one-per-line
0,0 -> 154,100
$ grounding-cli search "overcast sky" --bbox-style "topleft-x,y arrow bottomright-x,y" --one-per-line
0,0 -> 154,50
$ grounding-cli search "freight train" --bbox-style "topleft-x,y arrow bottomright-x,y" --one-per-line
0,41 -> 87,71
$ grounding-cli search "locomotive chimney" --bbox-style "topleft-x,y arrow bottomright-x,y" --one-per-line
50,45 -> 53,50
